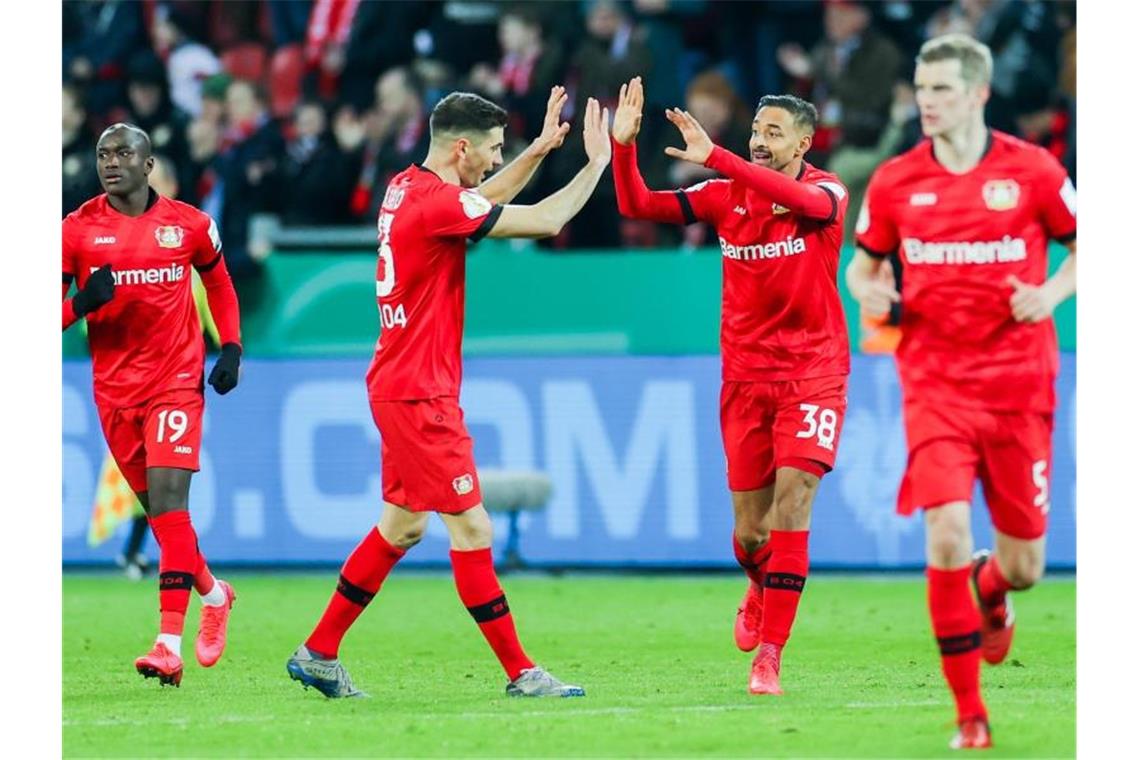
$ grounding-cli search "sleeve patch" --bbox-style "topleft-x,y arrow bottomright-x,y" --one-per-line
1059,177 -> 1076,216
459,190 -> 493,219
207,216 -> 223,252
817,181 -> 847,200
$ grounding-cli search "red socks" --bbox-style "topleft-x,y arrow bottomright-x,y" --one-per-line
450,548 -> 535,681
928,566 -> 987,723
732,534 -> 771,587
760,530 -> 809,648
149,511 -> 200,636
976,555 -> 1015,604
306,527 -> 405,658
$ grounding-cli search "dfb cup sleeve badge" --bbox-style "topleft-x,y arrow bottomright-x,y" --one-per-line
459,190 -> 492,219
155,225 -> 185,248
452,473 -> 475,496
982,180 -> 1020,211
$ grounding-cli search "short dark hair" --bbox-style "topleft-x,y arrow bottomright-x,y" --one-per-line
430,92 -> 508,140
756,94 -> 818,133
98,122 -> 153,157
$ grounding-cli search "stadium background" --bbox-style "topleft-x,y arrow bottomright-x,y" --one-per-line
62,0 -> 1077,570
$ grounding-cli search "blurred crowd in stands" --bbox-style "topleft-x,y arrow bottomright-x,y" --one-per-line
64,0 -> 1077,274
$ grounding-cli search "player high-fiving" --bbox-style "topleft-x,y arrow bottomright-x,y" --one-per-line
611,78 -> 851,697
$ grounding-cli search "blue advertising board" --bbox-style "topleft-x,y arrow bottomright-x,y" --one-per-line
63,354 -> 1076,568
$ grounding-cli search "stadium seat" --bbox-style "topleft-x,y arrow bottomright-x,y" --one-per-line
477,469 -> 552,571
220,42 -> 268,83
269,44 -> 305,119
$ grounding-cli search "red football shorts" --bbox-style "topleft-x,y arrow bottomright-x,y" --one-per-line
720,375 -> 848,491
370,396 -> 483,514
897,401 -> 1053,540
96,388 -> 205,493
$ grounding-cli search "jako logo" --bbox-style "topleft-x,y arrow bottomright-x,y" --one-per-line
901,236 -> 1027,266
93,236 -> 116,245
90,264 -> 186,285
719,235 -> 806,261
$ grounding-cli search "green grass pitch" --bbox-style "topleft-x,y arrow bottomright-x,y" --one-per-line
64,573 -> 1074,758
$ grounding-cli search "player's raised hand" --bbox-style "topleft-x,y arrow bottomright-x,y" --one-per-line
208,343 -> 242,395
73,263 -> 116,318
582,97 -> 612,166
663,108 -> 714,165
1006,275 -> 1055,323
612,76 -> 644,145
530,85 -> 571,157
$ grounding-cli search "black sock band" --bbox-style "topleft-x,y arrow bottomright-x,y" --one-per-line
937,631 -> 982,655
764,572 -> 806,593
466,594 -> 510,623
158,571 -> 194,591
336,574 -> 375,607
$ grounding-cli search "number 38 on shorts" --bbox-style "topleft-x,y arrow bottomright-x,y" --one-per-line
719,377 -> 848,492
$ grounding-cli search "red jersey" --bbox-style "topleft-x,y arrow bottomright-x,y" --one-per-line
679,154 -> 851,382
856,130 -> 1076,413
365,165 -> 502,401
63,194 -> 225,408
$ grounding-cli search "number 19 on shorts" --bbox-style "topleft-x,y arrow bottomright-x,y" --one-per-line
796,403 -> 838,451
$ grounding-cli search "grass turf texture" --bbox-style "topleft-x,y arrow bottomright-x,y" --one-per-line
64,574 -> 1074,758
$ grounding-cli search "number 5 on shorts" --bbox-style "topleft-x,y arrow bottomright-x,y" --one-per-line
1032,459 -> 1050,514
796,403 -> 837,451
156,409 -> 188,443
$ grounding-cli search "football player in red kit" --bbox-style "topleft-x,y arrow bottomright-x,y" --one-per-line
846,35 -> 1076,750
288,88 -> 611,698
63,124 -> 242,687
611,77 -> 851,696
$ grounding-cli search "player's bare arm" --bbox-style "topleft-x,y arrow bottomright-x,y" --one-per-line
846,248 -> 901,318
1007,240 -> 1076,323
478,86 -> 570,205
487,97 -> 611,239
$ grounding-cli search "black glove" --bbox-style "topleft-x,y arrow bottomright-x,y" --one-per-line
72,264 -> 115,317
207,343 -> 241,395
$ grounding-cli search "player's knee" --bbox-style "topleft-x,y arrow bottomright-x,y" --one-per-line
733,525 -> 768,554
1002,550 -> 1045,589
389,525 -> 425,550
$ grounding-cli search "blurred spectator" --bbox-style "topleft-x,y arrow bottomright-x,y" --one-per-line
338,67 -> 431,223
554,0 -> 655,248
630,0 -> 708,109
468,5 -> 566,142
62,0 -> 148,117
279,101 -> 356,226
183,74 -> 232,206
269,0 -> 314,47
830,81 -> 920,242
210,80 -> 284,279
425,2 -> 504,77
777,0 -> 902,163
152,3 -> 223,118
305,0 -> 430,110
63,84 -> 102,217
108,52 -> 191,184
670,70 -> 752,248
148,153 -> 181,199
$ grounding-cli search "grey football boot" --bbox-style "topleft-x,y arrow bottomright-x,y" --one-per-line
506,666 -> 586,697
286,645 -> 368,698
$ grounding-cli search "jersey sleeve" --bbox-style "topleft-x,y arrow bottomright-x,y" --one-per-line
811,178 -> 849,227
676,179 -> 732,226
854,167 -> 900,258
191,213 -> 225,271
421,185 -> 503,243
1034,153 -> 1076,243
62,216 -> 79,280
